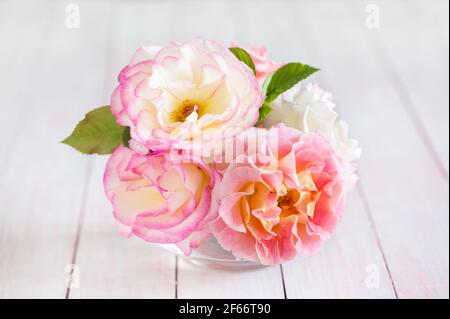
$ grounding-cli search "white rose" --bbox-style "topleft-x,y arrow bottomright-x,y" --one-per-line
263,83 -> 362,163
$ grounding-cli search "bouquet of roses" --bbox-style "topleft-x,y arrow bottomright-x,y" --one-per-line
63,38 -> 361,265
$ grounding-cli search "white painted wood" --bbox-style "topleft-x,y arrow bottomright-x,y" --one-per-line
292,0 -> 449,298
282,191 -> 396,298
0,0 -> 447,299
216,0 -> 395,299
0,2 -> 50,166
0,0 -> 107,298
69,157 -> 176,299
358,0 -> 449,174
69,1 -> 178,299
130,0 -> 284,298
177,258 -> 285,299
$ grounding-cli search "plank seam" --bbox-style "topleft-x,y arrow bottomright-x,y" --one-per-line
66,2 -> 112,298
279,265 -> 288,299
285,0 -> 398,298
65,157 -> 95,299
357,183 -> 399,298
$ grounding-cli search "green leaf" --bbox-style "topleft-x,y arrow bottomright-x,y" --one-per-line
229,47 -> 256,75
122,126 -> 131,148
62,105 -> 126,155
265,62 -> 319,103
261,73 -> 273,97
256,102 -> 272,126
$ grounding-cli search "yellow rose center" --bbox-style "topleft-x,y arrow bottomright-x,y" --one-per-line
172,100 -> 207,123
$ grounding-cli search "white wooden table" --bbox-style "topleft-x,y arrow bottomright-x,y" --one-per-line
0,0 -> 448,299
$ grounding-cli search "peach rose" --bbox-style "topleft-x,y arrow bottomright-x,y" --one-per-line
211,125 -> 349,265
104,145 -> 219,255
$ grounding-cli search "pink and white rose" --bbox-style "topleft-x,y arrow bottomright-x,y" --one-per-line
111,38 -> 263,152
104,145 -> 219,255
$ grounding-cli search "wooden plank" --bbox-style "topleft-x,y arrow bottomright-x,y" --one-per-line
69,158 -> 176,299
69,1 -> 177,299
177,258 -> 285,299
282,191 -> 396,298
163,0 -> 285,298
227,0 -> 395,298
359,0 -> 449,174
3,0 -> 445,298
0,0 -> 106,298
292,0 -> 449,298
0,1 -> 50,166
